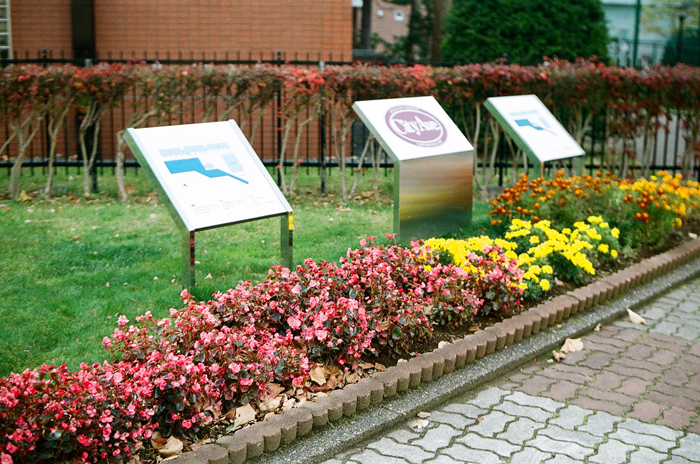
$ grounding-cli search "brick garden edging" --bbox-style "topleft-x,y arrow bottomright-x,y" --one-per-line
169,239 -> 700,464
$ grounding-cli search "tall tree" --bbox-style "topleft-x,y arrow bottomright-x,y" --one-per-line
442,0 -> 610,64
431,0 -> 451,63
361,0 -> 373,49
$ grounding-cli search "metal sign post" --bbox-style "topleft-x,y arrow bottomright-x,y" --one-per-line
125,120 -> 293,289
484,95 -> 586,177
353,96 -> 474,241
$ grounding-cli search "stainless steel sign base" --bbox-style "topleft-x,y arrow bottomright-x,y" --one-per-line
353,96 -> 474,242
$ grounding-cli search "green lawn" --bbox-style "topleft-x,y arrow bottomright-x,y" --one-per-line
0,169 -> 490,376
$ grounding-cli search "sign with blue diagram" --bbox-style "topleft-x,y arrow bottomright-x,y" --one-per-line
484,95 -> 585,163
125,121 -> 291,232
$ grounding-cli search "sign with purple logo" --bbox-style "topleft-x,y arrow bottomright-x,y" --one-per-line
352,96 -> 473,242
385,106 -> 447,147
353,96 -> 471,161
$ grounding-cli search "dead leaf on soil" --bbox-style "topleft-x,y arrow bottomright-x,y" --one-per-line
560,338 -> 584,353
411,419 -> 430,429
310,366 -> 328,386
359,362 -> 375,370
417,412 -> 431,419
594,323 -> 602,332
233,404 -> 257,429
308,383 -> 330,393
264,383 -> 286,399
344,372 -> 360,384
627,308 -> 646,325
282,397 -> 296,412
260,396 -> 282,413
224,408 -> 237,421
552,350 -> 567,362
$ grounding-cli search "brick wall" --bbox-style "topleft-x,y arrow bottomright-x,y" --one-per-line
10,0 -> 352,61
10,0 -> 72,59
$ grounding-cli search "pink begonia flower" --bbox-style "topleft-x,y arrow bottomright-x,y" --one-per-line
287,316 -> 301,330
1,453 -> 13,464
292,376 -> 304,387
240,378 -> 253,387
4,444 -> 18,455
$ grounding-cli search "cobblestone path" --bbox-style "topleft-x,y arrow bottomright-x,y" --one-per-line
321,278 -> 700,463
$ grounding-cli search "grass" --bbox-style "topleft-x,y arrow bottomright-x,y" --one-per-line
0,168 -> 492,377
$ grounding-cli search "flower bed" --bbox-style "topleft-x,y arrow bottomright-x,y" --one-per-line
2,171 -> 700,463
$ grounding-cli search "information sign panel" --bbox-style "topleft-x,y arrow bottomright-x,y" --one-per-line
484,95 -> 585,174
353,96 -> 473,240
125,120 -> 292,287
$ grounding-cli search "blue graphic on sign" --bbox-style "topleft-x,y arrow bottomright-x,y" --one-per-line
160,143 -> 249,184
514,118 -> 556,135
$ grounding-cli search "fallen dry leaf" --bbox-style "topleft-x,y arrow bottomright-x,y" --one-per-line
308,383 -> 330,393
282,398 -> 296,412
594,323 -> 602,332
344,372 -> 360,384
310,366 -> 327,386
159,437 -> 183,457
359,362 -> 375,370
326,375 -> 338,390
417,411 -> 431,419
374,363 -> 386,372
205,273 -> 213,280
224,408 -> 237,421
260,396 -> 281,413
233,404 -> 256,429
265,383 -> 286,399
560,338 -> 584,354
17,190 -> 32,202
627,308 -> 646,324
476,416 -> 484,423
552,350 -> 567,362
411,419 -> 430,429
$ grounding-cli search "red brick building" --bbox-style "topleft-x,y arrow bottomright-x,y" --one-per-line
5,0 -> 353,62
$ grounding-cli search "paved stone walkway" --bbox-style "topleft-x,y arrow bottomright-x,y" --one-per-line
321,278 -> 700,463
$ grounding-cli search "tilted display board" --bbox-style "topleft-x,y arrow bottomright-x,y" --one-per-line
353,96 -> 474,241
484,94 -> 585,176
125,120 -> 292,288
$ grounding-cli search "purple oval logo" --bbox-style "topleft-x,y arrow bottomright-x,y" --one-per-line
385,106 -> 447,147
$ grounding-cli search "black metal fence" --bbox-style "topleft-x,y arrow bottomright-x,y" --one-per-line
1,52 -> 699,195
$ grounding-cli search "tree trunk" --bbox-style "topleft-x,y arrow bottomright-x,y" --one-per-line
430,0 -> 451,63
360,0 -> 372,49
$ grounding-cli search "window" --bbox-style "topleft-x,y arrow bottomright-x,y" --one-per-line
0,0 -> 10,59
